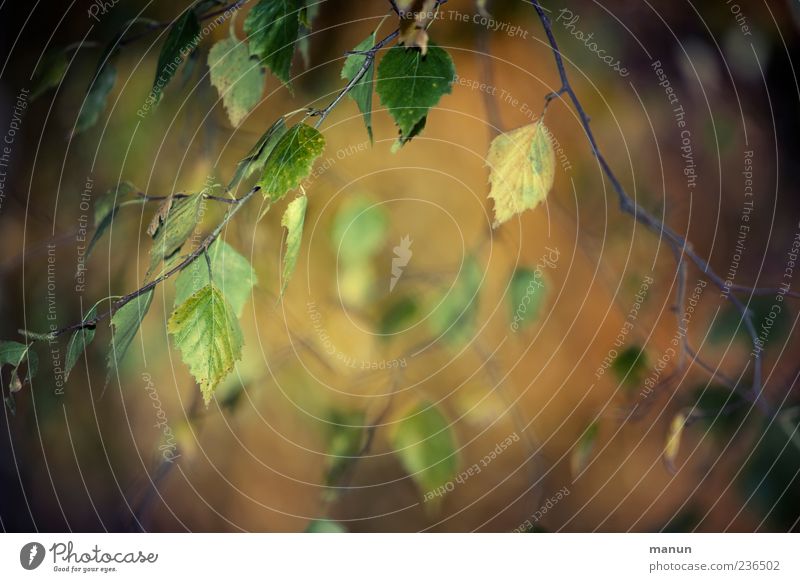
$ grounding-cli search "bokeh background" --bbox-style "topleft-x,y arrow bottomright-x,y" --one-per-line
1,0 -> 800,532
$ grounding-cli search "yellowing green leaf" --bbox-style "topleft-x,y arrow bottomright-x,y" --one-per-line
325,410 -> 366,487
664,411 -> 687,473
173,239 -> 258,318
341,32 -> 377,142
571,420 -> 599,477
168,284 -> 243,405
376,43 -> 455,144
208,35 -> 265,127
244,0 -> 300,87
389,402 -> 458,505
257,123 -> 325,201
508,267 -> 547,330
148,193 -> 205,274
487,121 -> 555,227
331,196 -> 388,265
280,194 -> 308,295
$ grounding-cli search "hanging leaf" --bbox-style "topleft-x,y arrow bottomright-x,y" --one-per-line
31,49 -> 69,101
86,181 -> 141,259
244,0 -> 301,87
487,121 -> 556,227
324,410 -> 366,487
208,34 -> 265,127
664,411 -> 688,473
280,194 -> 308,296
379,296 -> 419,335
341,32 -> 377,142
75,57 -> 116,134
148,193 -> 205,273
168,284 -> 244,404
376,43 -> 455,144
0,341 -> 38,390
297,0 -> 319,67
257,123 -> 325,201
228,118 -> 289,190
151,8 -> 201,105
571,420 -> 599,477
64,304 -> 99,381
107,289 -> 154,376
174,239 -> 258,318
429,254 -> 482,345
389,402 -> 458,505
508,267 -> 547,330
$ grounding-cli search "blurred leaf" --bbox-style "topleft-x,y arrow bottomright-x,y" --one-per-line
325,410 -> 366,487
244,0 -> 300,87
376,43 -> 455,144
709,297 -> 790,349
107,289 -> 154,376
379,296 -> 418,335
75,58 -> 116,134
389,402 -> 458,504
64,304 -> 98,381
297,1 -> 319,67
208,34 -> 265,127
688,384 -> 748,438
228,118 -> 288,190
31,49 -> 69,101
740,413 -> 800,530
488,121 -> 555,227
152,8 -> 200,105
86,182 -> 141,259
508,267 -> 547,330
429,255 -> 482,345
397,0 -> 438,53
174,239 -> 258,318
331,196 -> 388,264
168,284 -> 243,405
305,519 -> 346,533
571,420 -> 599,477
257,123 -> 325,201
611,345 -> 648,389
148,193 -> 205,273
341,32 -> 377,142
663,411 -> 687,473
280,195 -> 308,295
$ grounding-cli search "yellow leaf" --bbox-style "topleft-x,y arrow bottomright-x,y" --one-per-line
664,411 -> 687,473
487,121 -> 556,227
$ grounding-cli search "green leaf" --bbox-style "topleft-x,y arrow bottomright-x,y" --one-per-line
280,194 -> 308,295
331,196 -> 388,264
208,35 -> 265,127
487,121 -> 556,227
107,289 -> 154,376
244,0 -> 301,87
152,8 -> 201,105
429,255 -> 482,345
341,32 -> 377,142
389,402 -> 458,504
0,341 -> 37,389
508,267 -> 547,330
148,193 -> 205,273
31,49 -> 69,101
65,304 -> 98,381
305,519 -> 346,533
376,43 -> 455,143
325,410 -> 366,486
86,182 -> 140,259
390,115 -> 426,153
689,384 -> 747,437
228,118 -> 289,189
379,296 -> 418,335
611,345 -> 648,389
75,58 -> 116,134
257,123 -> 325,201
297,0 -> 319,68
168,284 -> 244,404
571,420 -> 599,477
174,239 -> 258,318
